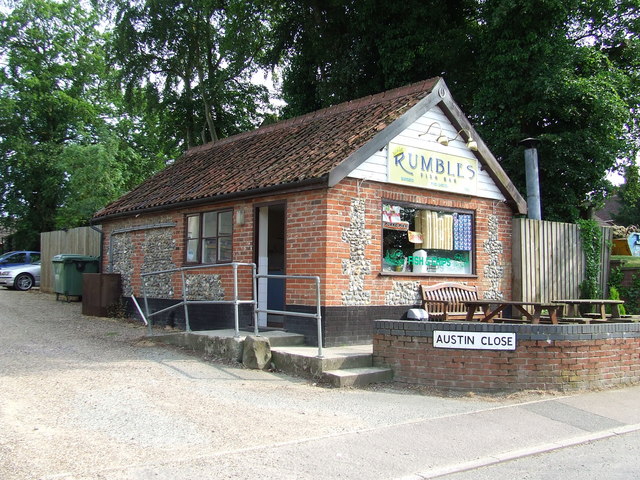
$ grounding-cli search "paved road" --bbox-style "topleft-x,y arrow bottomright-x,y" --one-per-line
1,289 -> 639,479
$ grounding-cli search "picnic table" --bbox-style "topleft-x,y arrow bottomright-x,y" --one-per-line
551,299 -> 625,321
463,300 -> 562,324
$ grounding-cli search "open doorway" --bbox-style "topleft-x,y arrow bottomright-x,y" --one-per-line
256,203 -> 286,328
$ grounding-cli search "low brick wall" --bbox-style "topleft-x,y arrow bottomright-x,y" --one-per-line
373,320 -> 640,392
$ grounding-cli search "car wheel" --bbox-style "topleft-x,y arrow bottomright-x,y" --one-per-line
14,273 -> 34,291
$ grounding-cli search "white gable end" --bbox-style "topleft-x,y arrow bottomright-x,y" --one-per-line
347,105 -> 506,202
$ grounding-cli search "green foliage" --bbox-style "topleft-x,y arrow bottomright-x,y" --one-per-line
611,255 -> 640,267
577,219 -> 603,299
0,0 -> 104,246
267,0 -> 640,223
615,163 -> 640,226
609,264 -> 640,315
620,274 -> 640,315
0,0 -> 169,246
384,249 -> 405,267
266,0 -> 476,117
609,266 -> 625,288
471,0 -> 636,222
55,137 -> 122,227
108,0 -> 273,150
608,286 -> 627,315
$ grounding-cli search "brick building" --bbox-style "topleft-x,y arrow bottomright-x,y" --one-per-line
92,77 -> 527,347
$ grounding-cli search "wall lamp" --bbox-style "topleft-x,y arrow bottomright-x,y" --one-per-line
419,123 -> 479,152
418,122 -> 449,146
451,128 -> 478,152
235,207 -> 245,226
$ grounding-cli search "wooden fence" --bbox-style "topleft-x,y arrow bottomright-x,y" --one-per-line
40,226 -> 102,293
512,218 -> 612,303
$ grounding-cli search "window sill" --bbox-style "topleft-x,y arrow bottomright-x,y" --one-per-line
378,271 -> 478,278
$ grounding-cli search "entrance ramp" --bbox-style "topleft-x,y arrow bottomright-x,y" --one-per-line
151,330 -> 392,388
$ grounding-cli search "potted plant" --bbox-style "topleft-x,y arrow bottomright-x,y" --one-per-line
384,249 -> 406,271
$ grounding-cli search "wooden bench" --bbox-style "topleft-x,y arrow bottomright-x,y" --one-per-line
420,282 -> 481,321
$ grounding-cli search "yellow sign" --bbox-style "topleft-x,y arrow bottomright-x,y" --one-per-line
388,143 -> 478,195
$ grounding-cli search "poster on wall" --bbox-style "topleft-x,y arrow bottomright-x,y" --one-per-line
382,204 -> 409,230
408,231 -> 423,243
388,143 -> 478,195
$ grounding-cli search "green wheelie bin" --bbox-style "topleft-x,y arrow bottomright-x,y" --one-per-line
52,254 -> 100,300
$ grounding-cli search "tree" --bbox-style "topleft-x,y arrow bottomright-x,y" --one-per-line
265,0 -> 477,118
108,0 -> 273,151
265,0 -> 640,222
0,0 -> 167,248
0,0 -> 103,247
615,161 -> 640,225
472,0 -> 637,221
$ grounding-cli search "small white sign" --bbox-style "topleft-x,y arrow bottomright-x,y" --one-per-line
433,331 -> 516,351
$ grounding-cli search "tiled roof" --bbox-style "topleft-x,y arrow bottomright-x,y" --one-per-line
594,194 -> 622,225
93,78 -> 439,220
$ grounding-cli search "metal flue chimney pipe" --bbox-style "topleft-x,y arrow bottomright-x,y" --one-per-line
519,138 -> 542,220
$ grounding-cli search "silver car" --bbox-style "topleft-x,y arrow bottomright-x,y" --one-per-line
0,261 -> 41,291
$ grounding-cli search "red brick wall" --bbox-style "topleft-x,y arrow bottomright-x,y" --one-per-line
374,320 -> 640,392
283,190 -> 328,304
324,178 -> 514,306
100,177 -> 514,308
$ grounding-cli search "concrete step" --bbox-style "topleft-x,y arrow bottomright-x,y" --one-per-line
321,352 -> 374,370
256,331 -> 305,347
270,346 -> 374,377
271,345 -> 394,387
322,366 -> 394,388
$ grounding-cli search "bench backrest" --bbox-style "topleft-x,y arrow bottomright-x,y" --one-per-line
420,282 -> 478,313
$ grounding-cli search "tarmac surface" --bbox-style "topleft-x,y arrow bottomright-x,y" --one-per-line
2,289 -> 640,479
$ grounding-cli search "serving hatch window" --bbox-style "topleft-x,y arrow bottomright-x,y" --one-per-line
382,203 -> 474,274
186,209 -> 233,264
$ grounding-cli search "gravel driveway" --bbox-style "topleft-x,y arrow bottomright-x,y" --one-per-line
0,289 -> 552,479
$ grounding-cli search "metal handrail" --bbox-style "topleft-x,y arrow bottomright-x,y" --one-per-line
132,263 -> 324,357
255,273 -> 323,357
137,262 -> 256,337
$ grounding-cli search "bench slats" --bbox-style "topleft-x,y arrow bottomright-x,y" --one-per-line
420,282 -> 480,321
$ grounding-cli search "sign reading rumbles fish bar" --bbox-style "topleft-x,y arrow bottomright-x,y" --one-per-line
433,331 -> 516,351
388,143 -> 478,195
